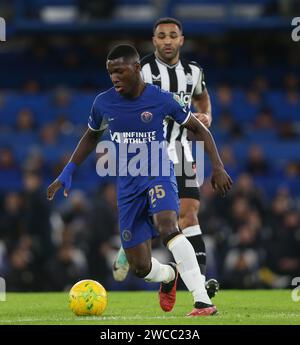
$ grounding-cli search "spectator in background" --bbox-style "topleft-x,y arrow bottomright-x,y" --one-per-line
219,145 -> 240,178
22,80 -> 40,93
45,241 -> 88,291
89,183 -> 119,287
229,196 -> 252,230
245,145 -> 270,176
243,88 -> 263,121
39,123 -> 59,147
277,121 -> 298,140
22,149 -> 47,177
0,147 -> 18,171
58,190 -> 92,253
22,170 -> 54,260
5,235 -> 40,291
15,108 -> 36,133
251,76 -> 269,96
254,108 -> 275,130
269,188 -> 294,236
284,74 -> 298,91
0,93 -> 6,117
217,111 -> 243,139
0,147 -> 22,190
0,192 -> 25,248
222,223 -> 263,289
232,173 -> 265,215
51,87 -> 73,118
264,209 -> 300,286
216,84 -> 233,110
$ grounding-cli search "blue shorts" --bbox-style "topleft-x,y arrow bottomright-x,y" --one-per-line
118,181 -> 179,249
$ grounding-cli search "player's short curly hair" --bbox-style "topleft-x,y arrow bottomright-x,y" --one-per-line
107,44 -> 140,62
153,17 -> 183,34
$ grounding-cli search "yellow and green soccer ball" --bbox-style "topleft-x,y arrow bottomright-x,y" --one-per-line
69,279 -> 108,316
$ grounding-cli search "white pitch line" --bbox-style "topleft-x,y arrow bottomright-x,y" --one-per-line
0,314 -> 185,324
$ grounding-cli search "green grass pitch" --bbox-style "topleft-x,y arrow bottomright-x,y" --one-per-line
0,290 -> 299,325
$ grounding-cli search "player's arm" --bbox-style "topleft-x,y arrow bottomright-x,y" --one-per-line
192,89 -> 212,128
47,128 -> 103,200
192,66 -> 212,128
184,114 -> 232,196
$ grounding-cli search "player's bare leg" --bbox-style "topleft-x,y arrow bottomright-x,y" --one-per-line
179,198 -> 219,299
112,199 -> 219,299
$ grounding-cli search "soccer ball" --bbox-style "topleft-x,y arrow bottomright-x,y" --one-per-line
69,279 -> 108,316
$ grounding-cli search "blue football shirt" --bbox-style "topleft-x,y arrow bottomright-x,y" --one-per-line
88,83 -> 192,201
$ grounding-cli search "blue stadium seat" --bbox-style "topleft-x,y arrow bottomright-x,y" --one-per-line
245,129 -> 277,143
265,91 -> 300,121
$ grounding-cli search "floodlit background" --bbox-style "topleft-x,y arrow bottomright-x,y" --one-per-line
0,0 -> 299,292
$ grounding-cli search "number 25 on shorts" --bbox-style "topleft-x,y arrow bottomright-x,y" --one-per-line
149,185 -> 166,206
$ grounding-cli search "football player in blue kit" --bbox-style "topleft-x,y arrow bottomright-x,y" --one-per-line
47,44 -> 232,316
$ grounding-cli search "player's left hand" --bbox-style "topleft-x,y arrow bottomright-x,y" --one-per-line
194,113 -> 211,128
211,167 -> 233,197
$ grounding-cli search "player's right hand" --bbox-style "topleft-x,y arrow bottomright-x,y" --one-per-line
47,162 -> 76,200
47,178 -> 70,200
211,167 -> 233,197
47,179 -> 62,200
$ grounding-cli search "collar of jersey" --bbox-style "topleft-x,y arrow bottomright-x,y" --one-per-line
155,54 -> 180,69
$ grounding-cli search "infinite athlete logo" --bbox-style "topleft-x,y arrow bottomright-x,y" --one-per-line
141,111 -> 153,123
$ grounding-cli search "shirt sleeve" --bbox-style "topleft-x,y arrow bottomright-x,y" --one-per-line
193,68 -> 206,96
88,98 -> 108,131
165,92 -> 192,125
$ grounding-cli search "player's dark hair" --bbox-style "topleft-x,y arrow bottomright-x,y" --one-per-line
153,17 -> 183,34
107,44 -> 140,62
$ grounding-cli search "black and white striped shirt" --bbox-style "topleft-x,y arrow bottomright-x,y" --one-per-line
141,53 -> 206,163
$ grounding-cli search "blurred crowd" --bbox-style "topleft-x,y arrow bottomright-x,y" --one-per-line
0,36 -> 300,292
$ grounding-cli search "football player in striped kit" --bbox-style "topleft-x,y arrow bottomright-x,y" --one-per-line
113,17 -> 219,299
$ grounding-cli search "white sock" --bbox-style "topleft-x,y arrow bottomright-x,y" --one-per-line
182,224 -> 202,236
144,257 -> 175,283
167,234 -> 212,305
182,225 -> 206,282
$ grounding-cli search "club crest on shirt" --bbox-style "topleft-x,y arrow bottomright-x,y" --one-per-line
141,111 -> 153,123
122,230 -> 132,242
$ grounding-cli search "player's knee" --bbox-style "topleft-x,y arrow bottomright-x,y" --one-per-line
130,262 -> 151,278
156,216 -> 177,234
